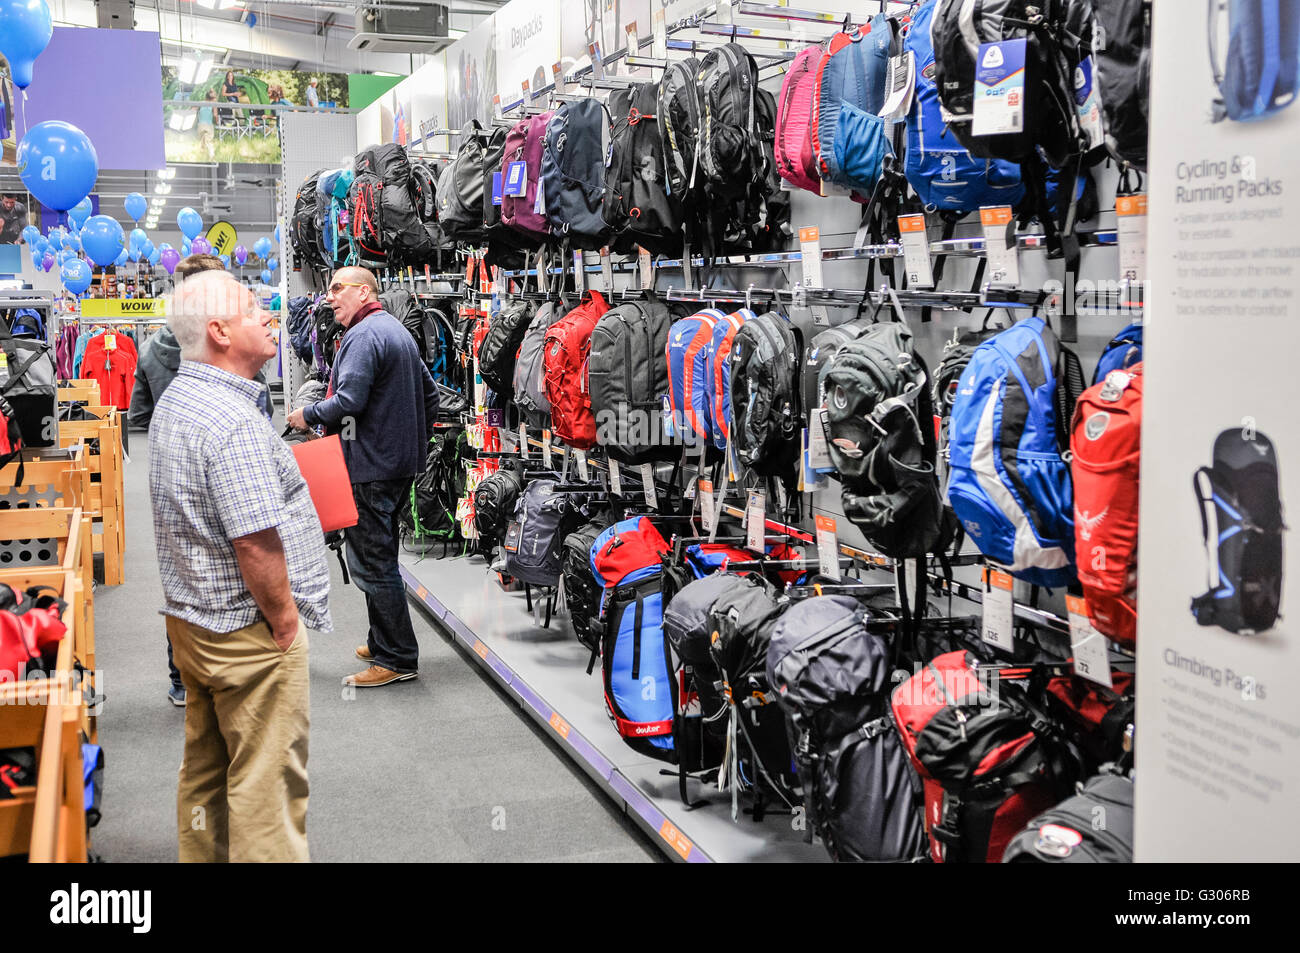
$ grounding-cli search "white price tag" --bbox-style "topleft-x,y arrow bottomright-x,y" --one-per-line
573,250 -> 585,293
542,429 -> 554,469
810,305 -> 831,327
898,213 -> 935,289
972,39 -> 1026,137
698,478 -> 715,533
652,8 -> 668,59
492,94 -> 503,120
1116,193 -> 1148,284
1074,56 -> 1104,152
878,51 -> 916,121
624,22 -> 639,73
600,247 -> 614,293
746,491 -> 766,552
608,458 -> 622,495
815,515 -> 841,581
1066,596 -> 1114,689
575,449 -> 589,482
641,463 -> 657,509
638,246 -> 653,289
519,424 -> 529,459
981,567 -> 1015,652
979,206 -> 1020,286
559,445 -> 571,480
552,62 -> 567,95
809,408 -> 834,472
798,225 -> 824,289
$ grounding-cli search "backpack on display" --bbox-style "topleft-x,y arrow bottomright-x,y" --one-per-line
513,301 -> 564,428
542,290 -> 611,450
378,288 -> 435,366
946,314 -> 1083,586
767,596 -> 926,862
472,468 -> 524,548
351,143 -> 437,265
1209,0 -> 1300,123
1002,771 -> 1134,863
499,111 -> 554,244
704,309 -> 753,452
605,82 -> 684,257
1091,0 -> 1151,168
403,426 -> 467,549
541,98 -> 610,250
503,479 -> 576,587
317,167 -> 353,267
823,322 -> 945,559
477,298 -> 535,401
291,169 -> 327,270
774,45 -> 826,195
0,584 -> 68,681
811,14 -> 895,199
440,120 -> 489,244
287,295 -> 317,363
903,0 -> 1026,213
1192,427 -> 1286,634
891,650 -> 1077,863
0,322 -> 57,450
562,520 -> 609,653
0,395 -> 23,474
1092,322 -> 1143,385
666,309 -> 725,447
483,124 -> 537,268
588,296 -> 675,464
932,315 -> 1010,476
801,318 -> 873,420
1070,364 -> 1142,646
658,57 -> 703,208
728,312 -> 803,484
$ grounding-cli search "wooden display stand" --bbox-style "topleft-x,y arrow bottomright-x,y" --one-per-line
54,395 -> 125,586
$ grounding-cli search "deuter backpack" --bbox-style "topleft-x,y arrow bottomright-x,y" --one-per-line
588,296 -> 674,464
767,595 -> 926,862
665,309 -> 725,448
891,650 -> 1078,863
774,45 -> 826,195
513,301 -> 564,428
541,98 -> 610,249
1092,322 -> 1143,385
605,82 -> 684,257
728,312 -> 803,485
903,0 -> 1025,213
439,120 -> 489,244
946,314 -> 1083,586
1002,771 -> 1134,863
562,520 -> 609,653
811,15 -> 895,200
477,298 -> 535,401
1192,427 -> 1286,634
500,111 -> 554,244
502,478 -> 578,587
1209,0 -> 1300,123
1091,0 -> 1151,168
1071,365 -> 1142,646
350,143 -> 437,265
483,124 -> 538,268
704,309 -> 754,452
542,291 -> 611,450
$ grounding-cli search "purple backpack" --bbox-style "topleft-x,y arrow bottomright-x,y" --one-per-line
500,111 -> 554,242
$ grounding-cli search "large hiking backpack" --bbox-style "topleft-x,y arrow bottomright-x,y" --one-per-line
1092,0 -> 1151,168
513,301 -> 564,428
891,650 -> 1078,863
729,312 -> 803,483
291,170 -> 327,271
605,82 -> 683,257
483,124 -> 537,267
1071,364 -> 1142,646
812,15 -> 895,199
1092,322 -> 1143,385
588,296 -> 674,464
801,318 -> 872,419
499,111 -> 554,244
542,290 -> 611,450
472,468 -> 524,548
316,168 -> 352,268
1002,771 -> 1134,863
503,478 -> 578,586
823,322 -> 945,558
946,314 -> 1083,585
904,0 -> 1025,213
477,298 -> 535,400
379,288 -> 435,367
351,144 -> 436,265
658,57 -> 703,206
562,520 -> 609,652
768,596 -> 927,862
704,309 -> 753,452
541,98 -> 610,249
403,426 -> 467,547
590,517 -> 674,757
1192,427 -> 1286,634
774,45 -> 826,195
1209,0 -> 1300,123
439,121 -> 489,244
666,309 -> 725,448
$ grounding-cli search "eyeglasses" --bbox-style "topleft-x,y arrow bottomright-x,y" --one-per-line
328,281 -> 370,295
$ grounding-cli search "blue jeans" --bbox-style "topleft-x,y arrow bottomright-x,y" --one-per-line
345,478 -> 419,673
167,633 -> 183,690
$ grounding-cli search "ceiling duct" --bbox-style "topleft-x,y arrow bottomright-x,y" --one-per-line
349,2 -> 454,54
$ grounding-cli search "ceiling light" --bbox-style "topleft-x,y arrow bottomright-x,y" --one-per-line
154,182 -> 172,195
168,109 -> 197,132
156,168 -> 177,181
177,51 -> 214,85
151,198 -> 167,208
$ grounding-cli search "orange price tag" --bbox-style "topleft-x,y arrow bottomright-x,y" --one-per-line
1116,194 -> 1148,217
549,712 -> 571,739
898,213 -> 926,233
659,820 -> 694,860
473,640 -> 489,660
979,206 -> 1014,227
798,225 -> 820,243
415,585 -> 429,601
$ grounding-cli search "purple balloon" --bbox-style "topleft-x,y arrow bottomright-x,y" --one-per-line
160,247 -> 181,275
41,252 -> 55,272
233,244 -> 248,266
190,237 -> 212,255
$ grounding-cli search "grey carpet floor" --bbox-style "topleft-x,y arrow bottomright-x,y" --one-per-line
91,416 -> 659,863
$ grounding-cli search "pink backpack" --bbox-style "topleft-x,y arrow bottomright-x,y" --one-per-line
775,45 -> 825,195
500,110 -> 554,242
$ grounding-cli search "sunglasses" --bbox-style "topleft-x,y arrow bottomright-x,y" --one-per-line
328,281 -> 370,295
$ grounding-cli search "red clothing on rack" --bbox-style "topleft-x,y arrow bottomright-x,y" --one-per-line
81,332 -> 139,410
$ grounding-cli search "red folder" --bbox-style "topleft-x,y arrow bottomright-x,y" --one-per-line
291,434 -> 359,532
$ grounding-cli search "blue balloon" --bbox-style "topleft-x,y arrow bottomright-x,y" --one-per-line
139,239 -> 155,260
17,120 -> 99,212
46,227 -> 64,250
0,0 -> 54,89
21,224 -> 40,246
176,207 -> 204,240
220,254 -> 231,268
65,229 -> 81,252
252,236 -> 273,259
60,258 -> 92,295
158,242 -> 173,252
124,192 -> 148,223
274,225 -> 282,245
127,245 -> 140,262
58,247 -> 76,265
68,197 -> 93,228
129,227 -> 147,252
81,215 -> 125,267
148,247 -> 162,266
113,248 -> 128,267
181,239 -> 192,257
266,256 -> 278,272
260,269 -> 272,285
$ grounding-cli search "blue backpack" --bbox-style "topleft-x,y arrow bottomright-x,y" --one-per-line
945,315 -> 1083,587
903,0 -> 1025,213
1093,322 -> 1143,385
317,167 -> 353,266
813,12 -> 895,199
8,309 -> 44,340
704,309 -> 754,452
1210,0 -> 1300,122
666,309 -> 725,447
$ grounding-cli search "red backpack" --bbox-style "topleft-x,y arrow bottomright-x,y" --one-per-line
0,585 -> 68,681
1070,363 -> 1142,646
775,45 -> 826,194
542,291 -> 610,449
890,651 -> 1074,863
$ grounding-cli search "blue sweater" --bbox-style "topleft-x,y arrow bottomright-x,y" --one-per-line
303,309 -> 438,484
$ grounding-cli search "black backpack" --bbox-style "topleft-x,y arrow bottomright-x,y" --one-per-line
658,57 -> 703,210
588,296 -> 675,465
562,520 -> 609,653
801,319 -> 872,423
1091,0 -> 1150,170
350,143 -> 436,266
823,322 -> 946,559
378,288 -> 433,366
932,315 -> 1011,471
482,125 -> 537,268
605,82 -> 683,257
439,120 -> 489,245
767,595 -> 927,862
541,98 -> 611,250
503,479 -> 580,587
286,295 -> 317,364
291,169 -> 327,271
402,426 -> 467,550
1002,771 -> 1134,863
729,312 -> 803,486
477,299 -> 535,401
1192,428 -> 1286,634
472,468 -> 524,549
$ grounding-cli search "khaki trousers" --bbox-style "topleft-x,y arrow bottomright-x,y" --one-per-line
166,615 -> 310,863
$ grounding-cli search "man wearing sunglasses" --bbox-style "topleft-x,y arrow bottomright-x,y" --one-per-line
287,267 -> 439,687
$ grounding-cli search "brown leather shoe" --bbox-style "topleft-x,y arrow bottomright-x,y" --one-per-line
343,664 -> 417,688
355,644 -> 373,662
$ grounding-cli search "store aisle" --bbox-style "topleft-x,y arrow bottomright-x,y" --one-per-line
90,425 -> 659,863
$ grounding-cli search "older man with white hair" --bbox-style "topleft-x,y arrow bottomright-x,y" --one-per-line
148,270 -> 331,863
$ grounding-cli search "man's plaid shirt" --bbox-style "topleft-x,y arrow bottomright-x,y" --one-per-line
149,361 -> 332,634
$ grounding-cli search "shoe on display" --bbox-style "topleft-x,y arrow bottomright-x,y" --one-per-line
343,665 -> 417,688
355,644 -> 373,661
168,685 -> 187,707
